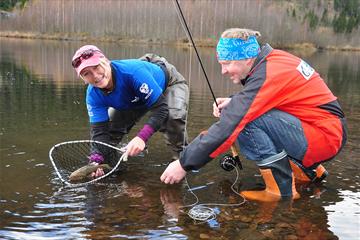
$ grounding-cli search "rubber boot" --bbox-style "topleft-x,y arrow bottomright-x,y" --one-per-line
240,156 -> 300,202
289,160 -> 328,183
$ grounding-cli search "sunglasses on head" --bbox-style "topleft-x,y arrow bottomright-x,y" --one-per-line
71,49 -> 100,68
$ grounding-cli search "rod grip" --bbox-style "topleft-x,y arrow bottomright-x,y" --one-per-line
230,145 -> 239,157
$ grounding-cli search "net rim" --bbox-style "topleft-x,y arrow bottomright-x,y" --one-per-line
49,140 -> 127,188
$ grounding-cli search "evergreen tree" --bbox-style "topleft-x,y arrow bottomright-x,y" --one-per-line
0,0 -> 27,11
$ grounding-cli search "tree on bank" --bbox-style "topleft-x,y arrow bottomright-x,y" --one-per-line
332,0 -> 360,33
1,0 -> 359,50
0,0 -> 28,11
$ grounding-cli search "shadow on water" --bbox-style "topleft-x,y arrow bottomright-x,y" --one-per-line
0,38 -> 359,239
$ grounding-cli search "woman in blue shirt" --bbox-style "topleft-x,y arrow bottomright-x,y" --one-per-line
72,45 -> 189,178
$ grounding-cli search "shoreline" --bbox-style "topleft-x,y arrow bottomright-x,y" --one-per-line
1,31 -> 360,52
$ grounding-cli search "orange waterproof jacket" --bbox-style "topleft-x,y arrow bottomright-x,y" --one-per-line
180,44 -> 346,170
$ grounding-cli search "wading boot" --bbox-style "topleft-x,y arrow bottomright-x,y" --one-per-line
240,154 -> 300,202
289,160 -> 328,183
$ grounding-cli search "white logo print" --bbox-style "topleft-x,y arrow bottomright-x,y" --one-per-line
139,83 -> 149,94
297,60 -> 315,80
131,96 -> 140,103
86,104 -> 94,117
144,89 -> 153,100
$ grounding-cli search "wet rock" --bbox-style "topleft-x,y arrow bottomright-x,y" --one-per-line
199,233 -> 210,239
239,215 -> 252,223
222,214 -> 234,221
236,229 -> 269,240
232,221 -> 250,230
285,235 -> 298,240
276,222 -> 292,229
257,223 -> 275,231
261,229 -> 275,239
189,224 -> 198,231
296,228 -> 307,237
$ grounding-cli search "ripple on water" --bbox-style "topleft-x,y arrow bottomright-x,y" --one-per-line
325,190 -> 360,240
0,225 -> 89,240
112,229 -> 188,239
1,209 -> 92,239
35,202 -> 85,209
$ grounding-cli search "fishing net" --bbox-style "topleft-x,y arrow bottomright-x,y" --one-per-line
49,140 -> 127,187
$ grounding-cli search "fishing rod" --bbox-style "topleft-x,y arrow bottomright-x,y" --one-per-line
173,0 -> 242,169
173,0 -> 218,107
172,1 -> 245,223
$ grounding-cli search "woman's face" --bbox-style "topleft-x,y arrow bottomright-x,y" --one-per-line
218,59 -> 253,84
80,61 -> 112,89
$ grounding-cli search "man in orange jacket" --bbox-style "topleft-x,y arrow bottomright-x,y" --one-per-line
160,28 -> 347,201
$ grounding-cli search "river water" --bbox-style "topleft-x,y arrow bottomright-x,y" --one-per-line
0,38 -> 359,239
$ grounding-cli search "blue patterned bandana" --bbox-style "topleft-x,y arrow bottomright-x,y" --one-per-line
216,36 -> 260,60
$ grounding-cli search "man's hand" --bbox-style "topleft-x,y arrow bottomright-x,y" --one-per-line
213,97 -> 231,117
122,136 -> 146,157
160,160 -> 186,184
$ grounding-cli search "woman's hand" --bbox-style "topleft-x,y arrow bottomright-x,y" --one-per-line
123,136 -> 146,157
213,97 -> 231,117
90,163 -> 105,178
160,160 -> 186,184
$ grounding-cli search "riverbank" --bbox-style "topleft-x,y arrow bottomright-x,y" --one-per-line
1,31 -> 360,51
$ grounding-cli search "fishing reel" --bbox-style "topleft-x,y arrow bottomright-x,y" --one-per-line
220,154 -> 243,171
219,146 -> 243,171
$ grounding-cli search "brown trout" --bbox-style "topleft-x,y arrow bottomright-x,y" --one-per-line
69,164 -> 112,182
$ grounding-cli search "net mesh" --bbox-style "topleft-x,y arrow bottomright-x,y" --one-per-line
49,140 -> 125,185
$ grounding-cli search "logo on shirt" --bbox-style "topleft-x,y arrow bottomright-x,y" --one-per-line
144,89 -> 153,100
297,60 -> 314,80
86,104 -> 94,117
131,96 -> 140,103
139,83 -> 150,94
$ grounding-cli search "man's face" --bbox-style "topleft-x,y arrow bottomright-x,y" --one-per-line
80,61 -> 112,89
218,59 -> 252,84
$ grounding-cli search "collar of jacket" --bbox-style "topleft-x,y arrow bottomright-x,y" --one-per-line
241,43 -> 273,85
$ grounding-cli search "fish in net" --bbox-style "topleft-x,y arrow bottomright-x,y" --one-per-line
49,140 -> 128,187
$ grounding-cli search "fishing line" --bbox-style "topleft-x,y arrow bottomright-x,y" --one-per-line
172,0 -> 246,223
181,162 -> 246,222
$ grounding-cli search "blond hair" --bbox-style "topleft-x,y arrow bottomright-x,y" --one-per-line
99,57 -> 111,71
221,28 -> 261,40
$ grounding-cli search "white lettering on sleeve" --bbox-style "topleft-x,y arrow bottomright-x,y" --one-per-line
296,60 -> 315,80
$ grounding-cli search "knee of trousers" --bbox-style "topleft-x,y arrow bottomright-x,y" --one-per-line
237,109 -> 307,161
237,127 -> 279,161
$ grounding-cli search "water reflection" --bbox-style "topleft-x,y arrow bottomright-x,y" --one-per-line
0,38 -> 359,239
326,190 -> 360,239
